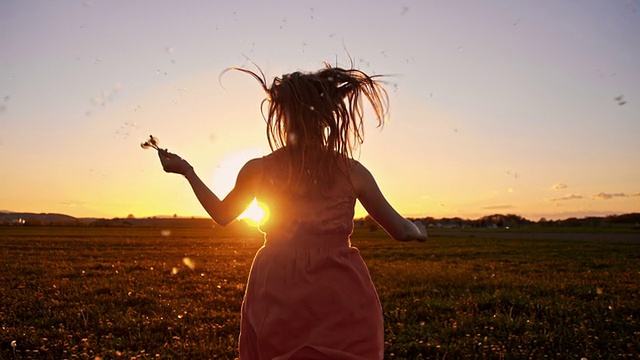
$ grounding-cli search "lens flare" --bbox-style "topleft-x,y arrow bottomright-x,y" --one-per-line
238,199 -> 269,227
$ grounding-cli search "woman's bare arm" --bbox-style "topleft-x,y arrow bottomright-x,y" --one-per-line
351,160 -> 427,242
159,150 -> 262,226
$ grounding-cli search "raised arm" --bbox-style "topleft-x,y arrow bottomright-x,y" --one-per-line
158,150 -> 262,226
351,160 -> 427,242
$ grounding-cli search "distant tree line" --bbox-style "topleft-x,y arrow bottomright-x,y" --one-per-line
359,213 -> 640,231
1,212 -> 639,229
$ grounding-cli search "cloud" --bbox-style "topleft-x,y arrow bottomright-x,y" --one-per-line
591,192 -> 627,200
550,194 -> 582,201
551,183 -> 568,190
481,204 -> 514,210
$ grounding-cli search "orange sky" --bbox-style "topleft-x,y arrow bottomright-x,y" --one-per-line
1,1 -> 639,221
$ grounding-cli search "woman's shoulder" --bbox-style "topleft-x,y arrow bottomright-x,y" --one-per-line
261,148 -> 287,161
347,158 -> 367,175
237,157 -> 266,181
240,149 -> 286,176
346,159 -> 375,195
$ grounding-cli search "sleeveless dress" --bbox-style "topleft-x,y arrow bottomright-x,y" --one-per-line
238,151 -> 384,360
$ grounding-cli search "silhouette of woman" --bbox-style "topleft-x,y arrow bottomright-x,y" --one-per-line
156,62 -> 427,359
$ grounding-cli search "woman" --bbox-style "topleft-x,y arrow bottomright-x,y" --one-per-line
156,62 -> 427,359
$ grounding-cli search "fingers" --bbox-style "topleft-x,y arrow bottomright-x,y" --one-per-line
413,220 -> 428,242
157,148 -> 174,158
157,149 -> 175,172
158,149 -> 182,165
157,150 -> 192,175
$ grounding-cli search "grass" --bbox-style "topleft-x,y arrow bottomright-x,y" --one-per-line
0,226 -> 638,359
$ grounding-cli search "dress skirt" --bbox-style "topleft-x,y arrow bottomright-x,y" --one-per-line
239,240 -> 384,360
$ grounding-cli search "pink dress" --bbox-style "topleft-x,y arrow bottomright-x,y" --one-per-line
239,151 -> 384,359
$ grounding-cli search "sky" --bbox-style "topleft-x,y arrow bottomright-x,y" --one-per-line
1,0 -> 639,221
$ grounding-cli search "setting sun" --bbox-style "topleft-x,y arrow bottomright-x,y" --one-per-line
238,199 -> 269,226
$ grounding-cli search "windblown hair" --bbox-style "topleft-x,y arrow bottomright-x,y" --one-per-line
229,62 -> 389,194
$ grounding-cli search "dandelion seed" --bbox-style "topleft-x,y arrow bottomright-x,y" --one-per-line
172,267 -> 179,275
92,97 -> 104,106
183,257 -> 195,270
288,133 -> 298,145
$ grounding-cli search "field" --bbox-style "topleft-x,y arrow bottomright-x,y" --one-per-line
1,226 -> 638,359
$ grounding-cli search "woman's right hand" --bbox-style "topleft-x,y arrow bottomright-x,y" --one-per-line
158,149 -> 193,175
413,220 -> 428,242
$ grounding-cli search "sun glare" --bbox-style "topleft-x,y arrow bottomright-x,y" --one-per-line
238,199 -> 269,226
211,147 -> 264,194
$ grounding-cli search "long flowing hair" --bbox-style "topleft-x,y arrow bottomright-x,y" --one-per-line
227,62 -> 389,194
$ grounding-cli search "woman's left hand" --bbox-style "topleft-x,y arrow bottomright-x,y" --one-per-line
158,149 -> 193,175
414,220 -> 428,242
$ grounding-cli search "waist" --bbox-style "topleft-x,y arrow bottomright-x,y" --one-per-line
264,233 -> 351,248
